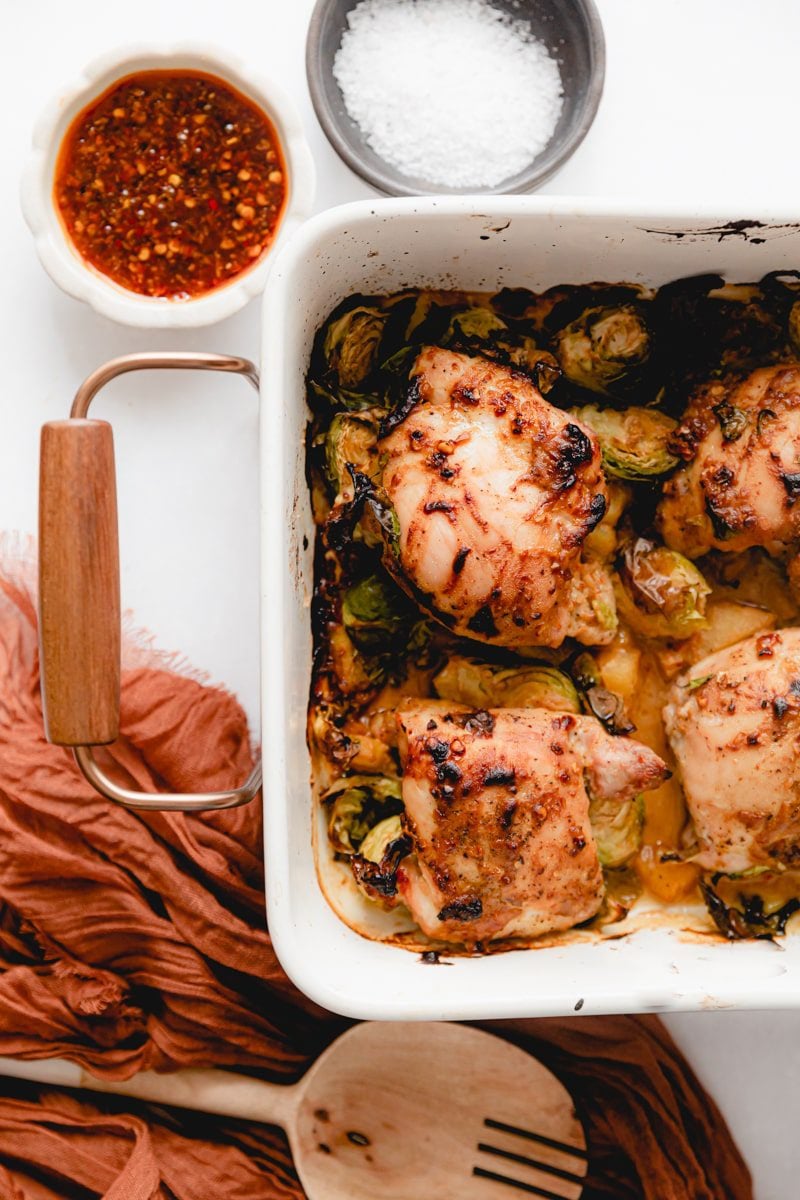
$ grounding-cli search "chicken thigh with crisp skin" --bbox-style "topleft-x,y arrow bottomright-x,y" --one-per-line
658,365 -> 800,563
379,348 -> 614,650
664,627 -> 800,873
393,702 -> 668,945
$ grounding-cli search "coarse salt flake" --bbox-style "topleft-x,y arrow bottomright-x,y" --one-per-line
333,0 -> 564,189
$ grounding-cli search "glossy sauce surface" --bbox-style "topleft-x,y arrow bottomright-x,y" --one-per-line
54,70 -> 287,299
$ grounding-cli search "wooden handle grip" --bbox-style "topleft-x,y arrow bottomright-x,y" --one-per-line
39,420 -> 121,746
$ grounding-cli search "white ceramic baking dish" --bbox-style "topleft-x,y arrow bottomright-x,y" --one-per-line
260,195 -> 800,1020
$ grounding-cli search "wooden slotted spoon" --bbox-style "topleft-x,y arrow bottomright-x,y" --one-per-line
0,1022 -> 587,1199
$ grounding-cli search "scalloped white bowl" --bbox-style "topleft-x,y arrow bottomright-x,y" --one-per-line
20,43 -> 315,328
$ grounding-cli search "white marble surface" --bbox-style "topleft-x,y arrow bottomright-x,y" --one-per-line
1,0 -> 798,1194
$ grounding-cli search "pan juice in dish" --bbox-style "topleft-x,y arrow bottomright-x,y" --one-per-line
306,274 -> 800,953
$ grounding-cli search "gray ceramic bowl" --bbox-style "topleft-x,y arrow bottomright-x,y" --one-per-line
306,0 -> 605,196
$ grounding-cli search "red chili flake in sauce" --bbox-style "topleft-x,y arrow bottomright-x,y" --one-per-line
54,70 -> 288,300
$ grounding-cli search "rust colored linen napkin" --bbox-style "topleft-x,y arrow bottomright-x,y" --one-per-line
0,543 -> 752,1199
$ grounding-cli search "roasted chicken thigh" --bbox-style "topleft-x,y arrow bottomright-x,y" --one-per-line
393,702 -> 667,945
379,348 -> 614,650
658,365 -> 800,564
664,627 -> 800,873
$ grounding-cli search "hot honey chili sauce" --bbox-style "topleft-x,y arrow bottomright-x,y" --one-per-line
54,70 -> 288,300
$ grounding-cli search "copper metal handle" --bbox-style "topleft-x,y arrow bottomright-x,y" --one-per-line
38,352 -> 261,812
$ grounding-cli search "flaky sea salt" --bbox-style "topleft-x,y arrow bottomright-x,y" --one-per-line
333,0 -> 564,189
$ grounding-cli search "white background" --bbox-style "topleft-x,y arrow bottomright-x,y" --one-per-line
2,0 -> 798,1194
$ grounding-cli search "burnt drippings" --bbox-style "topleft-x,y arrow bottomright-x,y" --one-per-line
640,219 -> 782,242
437,896 -> 483,922
423,500 -> 455,515
773,696 -> 789,719
467,605 -> 498,637
347,1131 -> 371,1147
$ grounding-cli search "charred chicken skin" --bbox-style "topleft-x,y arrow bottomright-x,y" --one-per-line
391,701 -> 667,946
379,348 -> 614,650
664,628 -> 800,873
658,365 -> 800,565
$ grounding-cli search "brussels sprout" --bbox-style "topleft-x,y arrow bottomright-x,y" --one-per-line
342,574 -> 415,653
323,304 -> 388,390
433,656 -> 580,713
571,652 -> 635,736
553,304 -> 653,399
324,413 -> 381,497
328,625 -> 386,695
446,307 -> 509,343
789,301 -> 800,357
436,306 -> 560,388
701,872 -> 800,939
589,794 -> 643,868
323,775 -> 403,855
616,537 -> 710,639
360,814 -> 405,863
571,405 -> 679,481
351,819 -> 413,900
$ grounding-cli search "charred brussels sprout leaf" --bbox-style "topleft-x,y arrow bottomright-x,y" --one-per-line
323,775 -> 403,855
324,413 -> 381,496
323,304 -> 388,390
433,656 -> 580,713
701,873 -> 800,940
446,307 -> 509,344
617,537 -> 710,639
342,574 -> 416,653
351,819 -> 412,899
359,814 -> 405,863
437,305 -> 559,387
589,794 -> 644,868
553,304 -> 653,400
571,405 -> 678,481
572,652 -> 635,735
713,402 -> 748,442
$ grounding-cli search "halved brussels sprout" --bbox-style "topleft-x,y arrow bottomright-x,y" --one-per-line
323,303 -> 388,390
351,818 -> 413,900
433,656 -> 580,713
616,537 -> 710,639
571,652 -> 634,735
341,574 -> 416,654
360,814 -> 405,863
553,304 -> 653,399
324,413 -> 381,498
701,872 -> 800,939
328,625 -> 386,696
571,405 -> 678,481
589,793 -> 643,868
323,775 -> 403,856
445,307 -> 509,343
